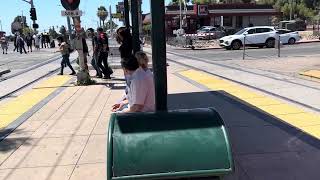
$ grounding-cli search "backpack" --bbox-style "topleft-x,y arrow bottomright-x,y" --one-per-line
66,42 -> 74,53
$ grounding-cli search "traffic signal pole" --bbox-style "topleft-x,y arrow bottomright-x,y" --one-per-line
124,0 -> 130,28
22,0 -> 38,31
131,0 -> 140,54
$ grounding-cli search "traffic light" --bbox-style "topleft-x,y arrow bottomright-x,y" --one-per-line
30,8 -> 37,21
32,23 -> 39,29
60,0 -> 80,10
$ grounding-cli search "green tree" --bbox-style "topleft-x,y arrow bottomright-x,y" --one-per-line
279,2 -> 315,20
97,6 -> 108,27
49,26 -> 59,38
169,0 -> 191,5
59,26 -> 67,35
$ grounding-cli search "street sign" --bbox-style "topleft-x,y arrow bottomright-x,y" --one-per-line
112,13 -> 123,19
61,10 -> 83,17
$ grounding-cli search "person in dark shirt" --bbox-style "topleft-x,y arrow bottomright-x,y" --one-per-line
88,28 -> 101,77
116,27 -> 133,59
25,33 -> 33,52
95,27 -> 112,79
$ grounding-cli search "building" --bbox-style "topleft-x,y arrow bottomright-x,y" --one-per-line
165,3 -> 281,35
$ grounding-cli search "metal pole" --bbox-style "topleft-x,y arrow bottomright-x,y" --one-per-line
150,0 -> 167,111
138,0 -> 143,40
124,0 -> 130,28
243,34 -> 246,60
278,33 -> 281,58
109,5 -> 113,34
29,0 -> 37,31
179,0 -> 182,30
67,16 -> 72,40
290,0 -> 292,20
131,0 -> 140,53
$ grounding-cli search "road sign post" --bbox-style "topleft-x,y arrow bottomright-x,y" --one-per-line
60,0 -> 93,85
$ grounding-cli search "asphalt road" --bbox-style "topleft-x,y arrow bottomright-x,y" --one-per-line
0,42 -> 60,75
167,42 -> 320,61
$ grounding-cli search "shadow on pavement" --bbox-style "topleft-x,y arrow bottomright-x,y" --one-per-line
0,129 -> 32,153
168,91 -> 320,180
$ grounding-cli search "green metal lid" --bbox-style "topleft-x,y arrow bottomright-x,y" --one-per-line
107,108 -> 233,180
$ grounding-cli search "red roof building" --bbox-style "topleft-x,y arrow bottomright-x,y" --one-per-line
165,3 -> 281,35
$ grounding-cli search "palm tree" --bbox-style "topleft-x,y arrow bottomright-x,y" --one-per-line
97,6 -> 108,27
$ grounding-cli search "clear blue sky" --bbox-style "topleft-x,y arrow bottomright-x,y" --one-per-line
0,0 -> 171,35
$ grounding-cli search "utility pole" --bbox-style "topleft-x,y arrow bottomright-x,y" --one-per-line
109,5 -> 113,34
131,0 -> 140,53
124,0 -> 130,28
138,0 -> 143,41
290,0 -> 293,20
66,16 -> 72,40
22,0 -> 38,31
179,0 -> 182,30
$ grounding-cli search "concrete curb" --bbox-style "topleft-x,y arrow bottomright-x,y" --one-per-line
297,40 -> 320,44
171,46 -> 222,51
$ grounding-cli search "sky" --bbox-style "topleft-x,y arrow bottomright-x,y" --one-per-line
0,0 -> 171,35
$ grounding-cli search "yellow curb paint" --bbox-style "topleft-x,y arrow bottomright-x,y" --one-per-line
300,70 -> 320,79
0,75 -> 72,129
179,69 -> 320,139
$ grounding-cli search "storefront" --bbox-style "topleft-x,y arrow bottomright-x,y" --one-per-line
165,3 -> 281,36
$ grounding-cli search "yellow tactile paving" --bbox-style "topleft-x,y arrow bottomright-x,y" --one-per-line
179,69 -> 320,139
0,76 -> 72,129
277,113 -> 320,127
244,97 -> 283,106
300,70 -> 320,79
259,104 -> 305,115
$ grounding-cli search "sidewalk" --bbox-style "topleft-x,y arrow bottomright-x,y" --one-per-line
1,57 -> 320,179
0,62 -> 201,180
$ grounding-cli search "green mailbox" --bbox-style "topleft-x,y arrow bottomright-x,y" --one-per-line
107,108 -> 234,180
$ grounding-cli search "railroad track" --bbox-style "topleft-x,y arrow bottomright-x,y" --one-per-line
163,50 -> 320,113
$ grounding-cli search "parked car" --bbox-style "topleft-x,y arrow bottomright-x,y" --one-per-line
277,29 -> 301,45
279,20 -> 307,31
197,26 -> 215,33
219,26 -> 277,50
197,26 -> 226,40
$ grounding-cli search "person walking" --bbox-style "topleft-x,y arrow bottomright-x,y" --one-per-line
25,33 -> 33,52
88,28 -> 102,77
34,34 -> 40,50
56,36 -> 76,75
96,27 -> 112,79
13,34 -> 19,52
18,35 -> 27,54
1,36 -> 8,54
41,33 -> 46,48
